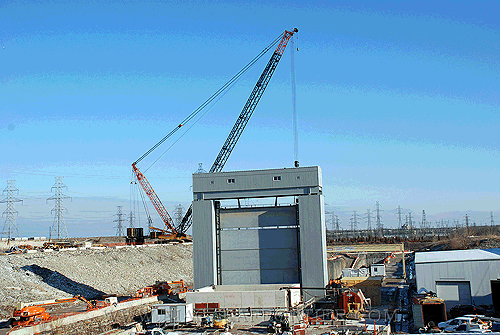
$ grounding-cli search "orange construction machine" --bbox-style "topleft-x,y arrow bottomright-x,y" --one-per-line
338,288 -> 370,320
135,280 -> 189,298
11,295 -> 93,327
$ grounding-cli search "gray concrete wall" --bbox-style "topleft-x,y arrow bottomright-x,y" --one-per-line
328,257 -> 353,280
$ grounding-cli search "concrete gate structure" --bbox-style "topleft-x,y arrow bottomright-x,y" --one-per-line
192,166 -> 327,299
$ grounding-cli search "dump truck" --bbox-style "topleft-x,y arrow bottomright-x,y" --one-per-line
412,293 -> 447,329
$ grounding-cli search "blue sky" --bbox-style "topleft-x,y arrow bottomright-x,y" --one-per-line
1,0 -> 499,237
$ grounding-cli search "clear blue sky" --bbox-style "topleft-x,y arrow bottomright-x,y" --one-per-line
1,0 -> 499,237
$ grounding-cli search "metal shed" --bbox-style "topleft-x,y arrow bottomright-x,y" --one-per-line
415,248 -> 500,310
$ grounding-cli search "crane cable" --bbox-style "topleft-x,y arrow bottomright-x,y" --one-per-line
133,31 -> 286,167
144,82 -> 236,173
291,36 -> 298,166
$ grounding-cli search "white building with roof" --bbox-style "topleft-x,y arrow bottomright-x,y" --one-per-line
415,248 -> 500,311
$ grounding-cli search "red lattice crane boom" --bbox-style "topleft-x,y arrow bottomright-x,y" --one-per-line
132,163 -> 179,236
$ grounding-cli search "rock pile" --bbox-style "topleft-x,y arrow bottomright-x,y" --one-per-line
0,244 -> 193,319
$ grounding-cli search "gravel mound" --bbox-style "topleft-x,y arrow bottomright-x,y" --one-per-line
0,244 -> 193,319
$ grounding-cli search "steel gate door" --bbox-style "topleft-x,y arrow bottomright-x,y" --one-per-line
217,206 -> 299,285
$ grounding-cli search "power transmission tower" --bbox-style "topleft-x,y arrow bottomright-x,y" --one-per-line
195,163 -> 207,174
420,210 -> 427,237
334,214 -> 340,232
1,180 -> 23,239
128,211 -> 135,228
396,205 -> 403,228
364,209 -> 372,233
421,210 -> 426,228
350,211 -> 360,237
407,212 -> 414,234
375,201 -> 383,235
174,204 -> 184,227
491,211 -> 495,234
47,177 -> 71,239
114,206 -> 126,237
464,214 -> 470,236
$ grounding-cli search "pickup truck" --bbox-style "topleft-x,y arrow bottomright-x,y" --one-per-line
138,328 -> 168,335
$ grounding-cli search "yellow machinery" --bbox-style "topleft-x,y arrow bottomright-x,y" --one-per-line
346,302 -> 362,320
212,311 -> 232,331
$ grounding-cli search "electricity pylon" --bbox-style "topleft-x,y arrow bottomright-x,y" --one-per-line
365,209 -> 372,234
1,180 -> 23,239
114,206 -> 126,237
375,201 -> 383,235
47,177 -> 71,239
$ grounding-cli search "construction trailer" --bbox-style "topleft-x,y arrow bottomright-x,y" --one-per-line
151,303 -> 193,325
342,268 -> 369,278
370,264 -> 386,277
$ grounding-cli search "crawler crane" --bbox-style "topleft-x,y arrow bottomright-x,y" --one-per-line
132,28 -> 298,238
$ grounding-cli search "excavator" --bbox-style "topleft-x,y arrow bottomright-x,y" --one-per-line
10,295 -> 94,327
131,28 -> 298,239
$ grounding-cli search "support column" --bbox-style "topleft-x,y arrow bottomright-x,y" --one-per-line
193,199 -> 217,289
299,194 -> 328,300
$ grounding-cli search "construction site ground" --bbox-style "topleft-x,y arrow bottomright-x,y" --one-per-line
102,317 -> 389,335
2,235 -> 500,334
0,241 -> 193,320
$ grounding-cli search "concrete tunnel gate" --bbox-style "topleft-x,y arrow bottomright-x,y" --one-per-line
192,166 -> 328,299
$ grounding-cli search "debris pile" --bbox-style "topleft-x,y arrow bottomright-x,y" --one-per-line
0,244 -> 193,319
